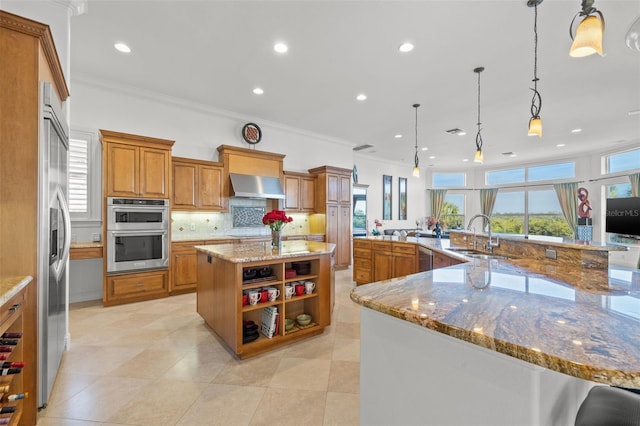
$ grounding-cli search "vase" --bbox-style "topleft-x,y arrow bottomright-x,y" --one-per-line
271,230 -> 282,250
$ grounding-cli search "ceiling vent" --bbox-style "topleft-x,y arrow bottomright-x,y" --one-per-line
501,152 -> 517,157
353,144 -> 374,151
445,128 -> 466,136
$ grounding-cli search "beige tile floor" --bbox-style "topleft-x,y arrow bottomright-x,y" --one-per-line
37,269 -> 360,426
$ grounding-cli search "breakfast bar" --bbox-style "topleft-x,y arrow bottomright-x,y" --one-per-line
195,240 -> 335,359
350,235 -> 638,425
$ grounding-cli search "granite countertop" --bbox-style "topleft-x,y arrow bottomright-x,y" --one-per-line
350,257 -> 640,387
195,240 -> 336,263
0,276 -> 32,306
70,242 -> 103,249
172,234 -> 325,243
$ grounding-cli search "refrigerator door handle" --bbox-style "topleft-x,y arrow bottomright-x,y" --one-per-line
51,186 -> 71,282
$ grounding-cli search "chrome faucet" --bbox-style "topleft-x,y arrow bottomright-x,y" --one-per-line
466,214 -> 499,253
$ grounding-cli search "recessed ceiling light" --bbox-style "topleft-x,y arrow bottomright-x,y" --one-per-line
273,42 -> 288,53
571,128 -> 582,133
429,155 -> 435,159
253,87 -> 264,95
114,42 -> 131,53
395,134 -> 402,139
462,158 -> 469,162
628,109 -> 640,116
356,94 -> 367,101
398,42 -> 414,53
421,147 -> 428,151
556,143 -> 566,147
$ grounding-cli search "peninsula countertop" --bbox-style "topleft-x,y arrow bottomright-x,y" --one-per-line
350,254 -> 640,387
195,240 -> 336,263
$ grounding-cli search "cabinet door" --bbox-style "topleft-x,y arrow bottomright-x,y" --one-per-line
373,251 -> 393,282
327,174 -> 340,203
173,162 -> 198,209
337,204 -> 351,268
172,250 -> 198,291
107,142 -> 138,197
339,174 -> 352,204
139,147 -> 170,198
300,177 -> 316,211
433,252 -> 452,269
199,165 -> 224,210
326,204 -> 339,250
394,253 -> 417,277
284,175 -> 301,210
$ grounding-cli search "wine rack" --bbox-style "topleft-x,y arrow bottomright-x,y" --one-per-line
0,288 -> 27,426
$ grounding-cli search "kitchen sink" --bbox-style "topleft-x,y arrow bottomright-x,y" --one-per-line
446,247 -> 511,260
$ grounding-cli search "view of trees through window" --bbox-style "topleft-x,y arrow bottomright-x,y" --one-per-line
439,194 -> 465,230
491,190 -> 573,237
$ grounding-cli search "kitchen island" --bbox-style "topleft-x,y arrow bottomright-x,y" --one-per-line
195,240 -> 335,359
350,236 -> 638,425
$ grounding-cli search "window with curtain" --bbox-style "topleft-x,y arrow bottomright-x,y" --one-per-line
489,189 -> 573,237
439,193 -> 465,230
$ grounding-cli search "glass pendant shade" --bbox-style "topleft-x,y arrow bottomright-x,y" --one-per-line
570,15 -> 604,57
412,166 -> 420,178
528,117 -> 542,137
474,149 -> 483,163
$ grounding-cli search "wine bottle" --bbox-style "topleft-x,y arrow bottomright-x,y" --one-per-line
0,385 -> 10,393
0,340 -> 18,346
0,333 -> 21,339
0,369 -> 21,376
0,355 -> 8,361
0,347 -> 13,353
6,392 -> 26,401
0,417 -> 9,425
0,362 -> 23,369
0,406 -> 15,413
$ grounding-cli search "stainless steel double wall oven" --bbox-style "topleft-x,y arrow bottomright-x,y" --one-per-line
106,197 -> 169,273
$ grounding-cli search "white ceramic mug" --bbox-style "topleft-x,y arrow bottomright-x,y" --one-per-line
304,281 -> 315,294
248,290 -> 261,305
267,287 -> 280,302
285,285 -> 294,299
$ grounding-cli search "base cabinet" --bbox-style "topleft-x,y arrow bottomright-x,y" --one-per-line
171,241 -> 204,293
197,252 -> 332,359
104,269 -> 169,306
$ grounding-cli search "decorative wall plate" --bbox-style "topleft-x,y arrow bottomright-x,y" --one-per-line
242,123 -> 262,145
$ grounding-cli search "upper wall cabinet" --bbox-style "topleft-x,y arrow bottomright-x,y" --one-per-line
283,171 -> 315,212
101,130 -> 174,199
172,157 -> 226,211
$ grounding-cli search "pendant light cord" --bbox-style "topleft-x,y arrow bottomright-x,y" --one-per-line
530,2 -> 542,119
414,104 -> 419,167
475,68 -> 483,151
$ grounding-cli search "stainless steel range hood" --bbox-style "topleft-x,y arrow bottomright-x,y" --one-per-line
229,173 -> 285,199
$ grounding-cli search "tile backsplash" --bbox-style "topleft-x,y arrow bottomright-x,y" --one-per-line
171,198 -> 312,240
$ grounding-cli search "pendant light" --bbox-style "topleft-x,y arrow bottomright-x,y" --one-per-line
528,0 -> 543,137
473,67 -> 485,164
569,0 -> 605,57
412,104 -> 420,178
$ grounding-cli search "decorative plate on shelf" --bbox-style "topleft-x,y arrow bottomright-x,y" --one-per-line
242,122 -> 262,145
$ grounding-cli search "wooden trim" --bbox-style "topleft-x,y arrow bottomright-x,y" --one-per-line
0,10 -> 69,101
99,129 -> 175,149
308,165 -> 353,176
70,246 -> 103,260
172,156 -> 223,167
216,144 -> 286,161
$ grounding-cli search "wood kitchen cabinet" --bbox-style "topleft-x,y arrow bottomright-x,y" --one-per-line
104,269 -> 169,307
309,166 -> 352,270
283,171 -> 315,212
433,251 -> 464,269
101,130 -> 174,199
171,241 -> 204,293
172,157 -> 225,211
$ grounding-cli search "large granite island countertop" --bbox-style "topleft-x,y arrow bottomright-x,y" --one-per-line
194,240 -> 335,263
350,244 -> 640,388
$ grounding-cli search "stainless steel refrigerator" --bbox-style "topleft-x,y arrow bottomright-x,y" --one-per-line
38,81 -> 71,408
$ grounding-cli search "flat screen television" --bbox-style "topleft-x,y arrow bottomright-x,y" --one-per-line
605,197 -> 640,236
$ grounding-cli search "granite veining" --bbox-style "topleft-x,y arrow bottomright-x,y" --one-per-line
195,240 -> 335,263
350,257 -> 640,387
0,276 -> 32,306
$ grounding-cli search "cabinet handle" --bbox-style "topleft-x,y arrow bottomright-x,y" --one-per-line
9,304 -> 20,313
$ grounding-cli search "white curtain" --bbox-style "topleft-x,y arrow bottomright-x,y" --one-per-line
630,172 -> 640,197
554,182 -> 579,238
430,190 -> 447,221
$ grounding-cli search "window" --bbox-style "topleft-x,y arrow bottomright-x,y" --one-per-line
69,137 -> 89,213
528,162 -> 574,182
352,187 -> 367,236
606,148 -> 640,174
607,183 -> 632,198
68,130 -> 100,221
487,162 -> 576,185
490,189 -> 573,237
491,191 -> 524,235
433,173 -> 465,187
440,193 -> 465,230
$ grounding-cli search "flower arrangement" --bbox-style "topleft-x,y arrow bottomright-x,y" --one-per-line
372,219 -> 383,236
262,209 -> 293,231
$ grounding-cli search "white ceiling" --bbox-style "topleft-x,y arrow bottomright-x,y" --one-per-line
70,1 -> 640,170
